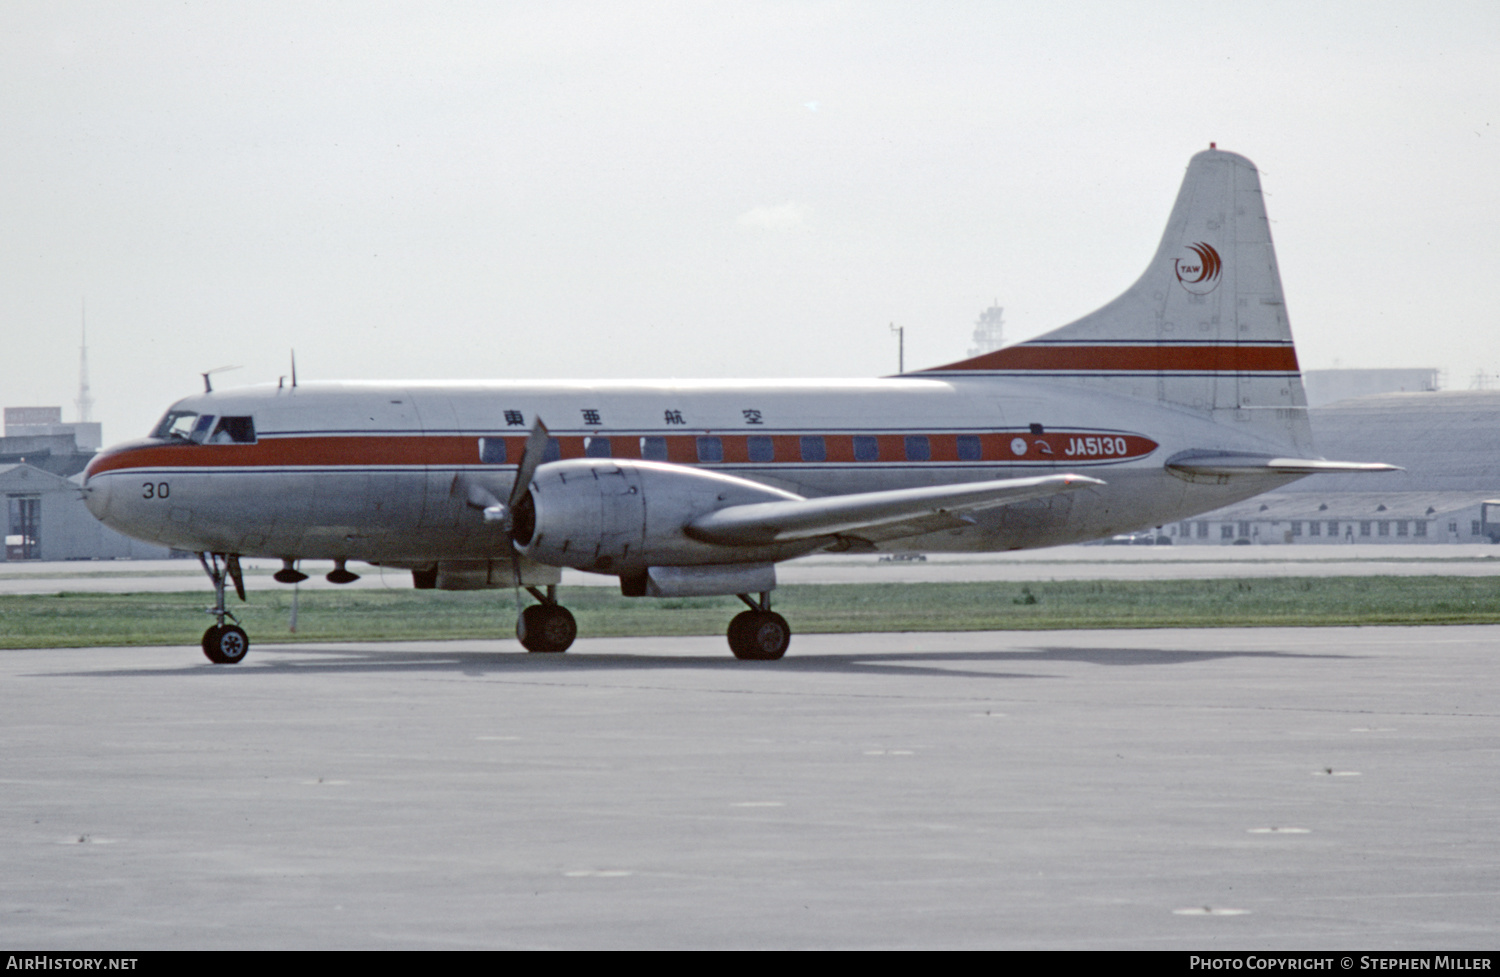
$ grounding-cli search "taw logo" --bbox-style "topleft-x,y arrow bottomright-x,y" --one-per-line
1174,242 -> 1222,295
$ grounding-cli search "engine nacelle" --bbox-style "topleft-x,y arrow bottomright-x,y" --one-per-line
513,459 -> 802,572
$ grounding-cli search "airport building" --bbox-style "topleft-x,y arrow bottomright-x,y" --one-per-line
1302,368 -> 1440,408
2,407 -> 100,479
4,405 -> 101,450
1168,492 -> 1498,545
2,402 -> 174,561
3,463 -> 171,561
1171,388 -> 1500,545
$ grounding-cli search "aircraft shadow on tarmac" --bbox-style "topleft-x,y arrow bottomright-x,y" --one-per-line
47,641 -> 1354,683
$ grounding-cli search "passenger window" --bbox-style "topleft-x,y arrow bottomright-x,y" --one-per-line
585,436 -> 612,458
853,436 -> 879,462
956,435 -> 982,461
904,435 -> 930,461
747,436 -> 774,463
799,436 -> 826,462
478,438 -> 507,464
641,436 -> 668,461
697,436 -> 724,463
210,416 -> 257,444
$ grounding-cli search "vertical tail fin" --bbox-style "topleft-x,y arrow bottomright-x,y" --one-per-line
918,148 -> 1311,452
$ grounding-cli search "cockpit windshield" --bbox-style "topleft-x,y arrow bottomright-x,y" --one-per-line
152,411 -> 205,441
150,411 -> 255,444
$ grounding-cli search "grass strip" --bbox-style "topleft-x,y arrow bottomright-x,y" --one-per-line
4,576 -> 1500,649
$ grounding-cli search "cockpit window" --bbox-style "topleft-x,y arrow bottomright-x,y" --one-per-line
187,415 -> 217,443
152,411 -> 201,441
210,416 -> 256,444
150,411 -> 254,444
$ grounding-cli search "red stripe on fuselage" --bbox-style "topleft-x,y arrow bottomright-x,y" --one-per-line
922,343 -> 1300,373
84,436 -> 478,478
84,430 -> 1160,477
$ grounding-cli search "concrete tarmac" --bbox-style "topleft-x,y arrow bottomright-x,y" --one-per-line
2,626 -> 1496,949
5,544 -> 1500,594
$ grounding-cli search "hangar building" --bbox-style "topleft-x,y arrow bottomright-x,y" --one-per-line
2,407 -> 173,562
1170,390 -> 1500,545
3,463 -> 172,561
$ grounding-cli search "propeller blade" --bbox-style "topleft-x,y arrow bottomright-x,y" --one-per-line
451,473 -> 506,521
506,419 -> 550,641
507,418 -> 551,511
512,546 -> 526,641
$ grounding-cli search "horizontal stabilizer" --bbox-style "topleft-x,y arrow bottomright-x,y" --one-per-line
1167,452 -> 1401,479
686,474 -> 1104,547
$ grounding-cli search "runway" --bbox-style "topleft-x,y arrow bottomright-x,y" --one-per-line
3,626 -> 1496,949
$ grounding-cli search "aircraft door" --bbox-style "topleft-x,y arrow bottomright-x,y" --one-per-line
406,391 -> 456,529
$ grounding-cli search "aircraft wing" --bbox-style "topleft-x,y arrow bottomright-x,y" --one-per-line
685,473 -> 1104,547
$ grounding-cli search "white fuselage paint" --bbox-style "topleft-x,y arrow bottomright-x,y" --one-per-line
83,376 -> 1302,569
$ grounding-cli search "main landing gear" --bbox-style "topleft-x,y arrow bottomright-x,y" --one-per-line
199,552 -> 250,664
517,585 -> 577,653
515,587 -> 790,659
728,592 -> 790,661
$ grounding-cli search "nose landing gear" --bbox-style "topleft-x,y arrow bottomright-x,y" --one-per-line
202,622 -> 250,664
198,553 -> 250,664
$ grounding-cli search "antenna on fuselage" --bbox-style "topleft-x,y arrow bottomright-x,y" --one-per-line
200,365 -> 240,393
290,349 -> 298,388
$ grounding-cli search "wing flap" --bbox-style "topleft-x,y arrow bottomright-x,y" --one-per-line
685,474 -> 1104,546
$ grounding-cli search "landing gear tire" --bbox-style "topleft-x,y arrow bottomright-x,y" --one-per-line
728,610 -> 790,661
202,624 -> 250,664
518,604 -> 577,653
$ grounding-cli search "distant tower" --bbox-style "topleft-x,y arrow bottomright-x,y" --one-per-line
968,301 -> 1005,357
76,300 -> 94,423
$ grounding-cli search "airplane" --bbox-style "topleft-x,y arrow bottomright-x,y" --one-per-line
81,146 -> 1394,664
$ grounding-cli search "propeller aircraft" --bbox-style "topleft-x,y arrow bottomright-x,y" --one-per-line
82,147 -> 1394,663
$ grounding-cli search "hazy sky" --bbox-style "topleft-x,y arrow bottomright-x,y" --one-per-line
3,1 -> 1497,442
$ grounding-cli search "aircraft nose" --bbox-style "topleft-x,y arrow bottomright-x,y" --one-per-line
80,449 -> 121,522
81,470 -> 111,522
82,478 -> 108,518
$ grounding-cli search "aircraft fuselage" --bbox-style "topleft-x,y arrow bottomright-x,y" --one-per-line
83,376 -> 1300,569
